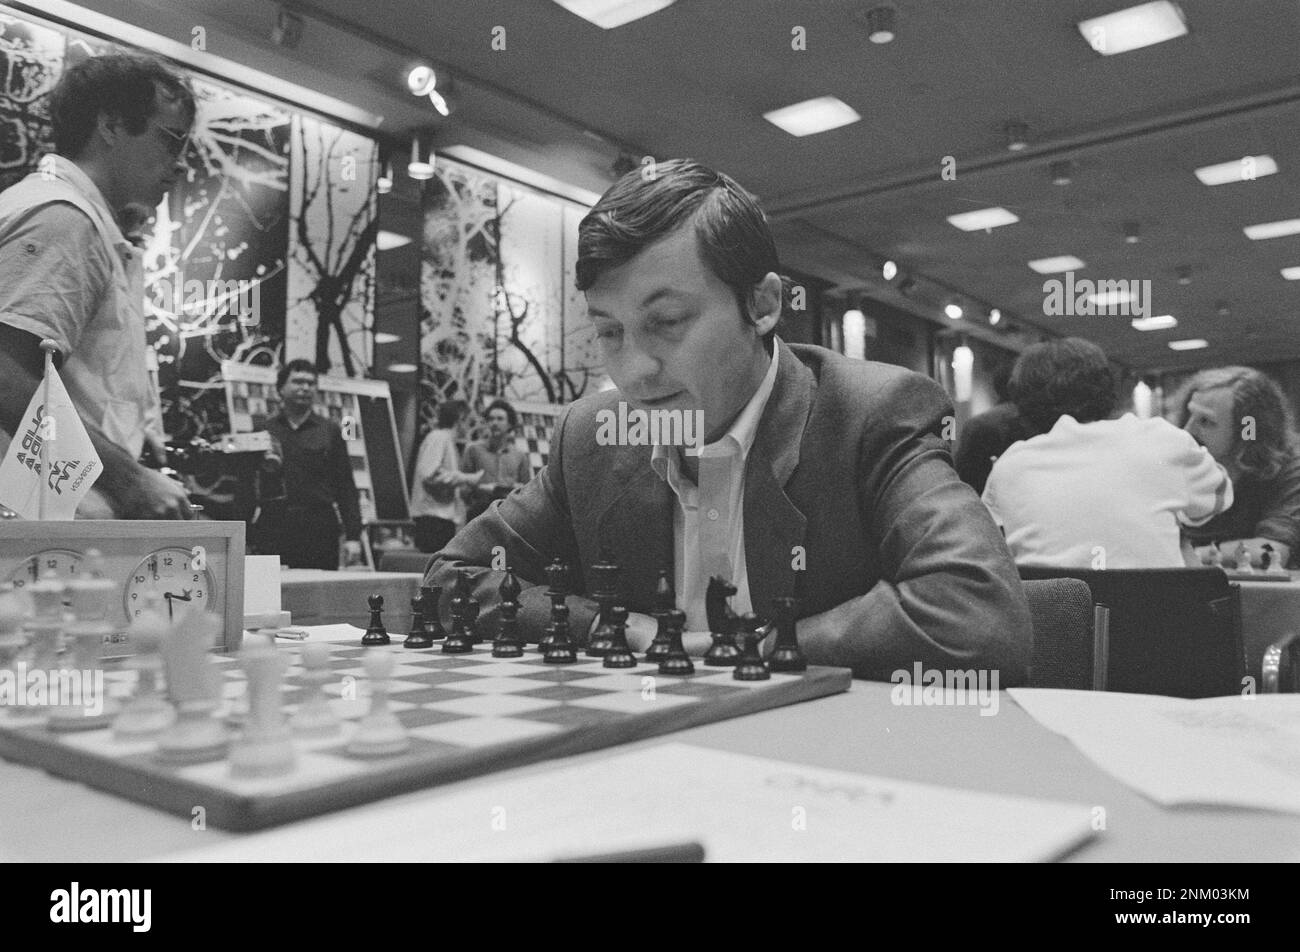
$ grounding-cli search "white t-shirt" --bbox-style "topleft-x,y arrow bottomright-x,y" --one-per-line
982,413 -> 1234,568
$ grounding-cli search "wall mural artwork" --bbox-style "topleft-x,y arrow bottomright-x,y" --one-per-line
418,155 -> 603,438
286,115 -> 378,379
0,7 -> 378,467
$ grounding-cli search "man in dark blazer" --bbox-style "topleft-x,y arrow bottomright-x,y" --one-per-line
427,160 -> 1030,682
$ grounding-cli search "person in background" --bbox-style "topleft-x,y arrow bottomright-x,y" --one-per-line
262,359 -> 363,569
462,398 -> 533,521
0,54 -> 194,518
410,399 -> 483,554
953,358 -> 1041,494
983,338 -> 1233,568
1170,366 -> 1300,569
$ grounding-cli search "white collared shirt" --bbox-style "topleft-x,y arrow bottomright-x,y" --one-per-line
650,342 -> 780,631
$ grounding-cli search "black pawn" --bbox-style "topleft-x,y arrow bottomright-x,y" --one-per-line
542,604 -> 577,664
420,585 -> 446,641
703,617 -> 741,668
587,614 -> 615,657
493,569 -> 524,658
362,594 -> 389,646
768,596 -> 807,672
644,569 -> 675,662
403,593 -> 433,649
732,612 -> 770,681
657,609 -> 694,676
602,606 -> 636,669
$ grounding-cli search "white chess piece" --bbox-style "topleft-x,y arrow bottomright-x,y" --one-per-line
346,650 -> 410,757
156,613 -> 228,763
48,569 -> 119,731
229,641 -> 297,778
113,594 -> 176,739
290,641 -> 341,739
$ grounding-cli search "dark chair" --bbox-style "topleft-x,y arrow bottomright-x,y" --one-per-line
377,549 -> 433,574
1019,566 -> 1245,698
1263,631 -> 1300,693
1021,578 -> 1107,690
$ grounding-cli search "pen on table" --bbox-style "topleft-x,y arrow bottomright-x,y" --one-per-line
552,841 -> 706,863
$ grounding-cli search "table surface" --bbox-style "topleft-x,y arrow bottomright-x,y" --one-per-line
3,678 -> 1296,862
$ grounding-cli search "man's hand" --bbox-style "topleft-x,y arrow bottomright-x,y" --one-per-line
342,540 -> 363,567
1218,538 -> 1291,569
623,612 -> 713,655
115,466 -> 193,519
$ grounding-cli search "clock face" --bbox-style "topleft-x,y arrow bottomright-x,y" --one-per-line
4,548 -> 84,590
124,547 -> 218,623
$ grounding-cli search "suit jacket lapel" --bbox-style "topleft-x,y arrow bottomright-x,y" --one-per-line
595,454 -> 674,610
744,341 -> 814,614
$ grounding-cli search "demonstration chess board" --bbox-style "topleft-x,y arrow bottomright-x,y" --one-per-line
511,401 -> 559,478
0,640 -> 850,831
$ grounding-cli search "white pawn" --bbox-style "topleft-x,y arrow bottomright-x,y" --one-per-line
49,559 -> 119,732
113,594 -> 176,739
229,641 -> 296,778
0,587 -> 30,720
346,650 -> 409,757
156,612 -> 228,764
290,641 -> 341,739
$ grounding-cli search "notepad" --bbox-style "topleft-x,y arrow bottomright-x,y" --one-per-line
160,742 -> 1096,862
1010,689 -> 1300,814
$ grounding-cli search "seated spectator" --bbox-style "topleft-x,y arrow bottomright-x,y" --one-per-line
983,338 -> 1233,568
954,359 -> 1042,494
1170,366 -> 1300,568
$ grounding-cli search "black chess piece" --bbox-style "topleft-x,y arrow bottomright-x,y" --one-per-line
420,586 -> 446,641
362,594 -> 390,646
658,609 -> 695,676
542,604 -> 578,664
644,569 -> 675,662
703,577 -> 740,667
602,606 -> 637,669
441,571 -> 475,654
1262,544 -> 1275,571
403,592 -> 433,649
493,568 -> 524,658
768,596 -> 807,672
732,612 -> 770,681
585,549 -> 620,657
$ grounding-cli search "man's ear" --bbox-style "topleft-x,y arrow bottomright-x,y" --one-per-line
749,272 -> 784,337
96,112 -> 122,149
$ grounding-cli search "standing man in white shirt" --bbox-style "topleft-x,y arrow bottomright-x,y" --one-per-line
983,338 -> 1234,568
0,54 -> 194,519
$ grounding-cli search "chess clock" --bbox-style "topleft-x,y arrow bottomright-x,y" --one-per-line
0,520 -> 244,655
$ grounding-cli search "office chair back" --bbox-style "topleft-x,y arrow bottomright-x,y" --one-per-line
1019,566 -> 1244,698
1022,578 -> 1104,690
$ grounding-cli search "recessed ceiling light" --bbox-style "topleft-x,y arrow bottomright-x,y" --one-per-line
763,96 -> 861,136
1282,266 -> 1300,280
408,139 -> 435,180
552,0 -> 676,29
882,259 -> 898,281
1195,155 -> 1279,186
1168,339 -> 1208,351
1123,221 -> 1141,243
385,363 -> 419,373
944,303 -> 963,320
376,231 -> 412,252
1004,120 -> 1028,152
988,308 -> 1002,326
947,207 -> 1019,231
1132,314 -> 1177,331
407,66 -> 436,97
1049,160 -> 1072,186
1028,255 -> 1085,274
1087,288 -> 1135,309
374,332 -> 401,344
1244,218 -> 1300,240
863,6 -> 896,44
1176,265 -> 1192,285
1078,1 -> 1188,56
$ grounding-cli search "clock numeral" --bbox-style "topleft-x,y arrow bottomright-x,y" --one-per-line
163,556 -> 173,567
196,590 -> 204,598
193,574 -> 199,582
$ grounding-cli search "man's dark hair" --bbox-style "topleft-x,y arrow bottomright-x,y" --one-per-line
484,398 -> 517,428
277,358 -> 318,391
576,159 -> 781,349
436,399 -> 467,429
1009,338 -> 1116,430
1169,366 -> 1298,482
50,53 -> 196,158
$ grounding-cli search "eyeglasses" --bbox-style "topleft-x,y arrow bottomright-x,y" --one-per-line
151,121 -> 191,159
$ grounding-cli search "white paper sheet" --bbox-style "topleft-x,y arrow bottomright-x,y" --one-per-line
159,742 -> 1096,862
1009,689 -> 1300,814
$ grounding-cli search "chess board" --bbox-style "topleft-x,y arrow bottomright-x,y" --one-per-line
0,640 -> 850,831
511,401 -> 559,478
